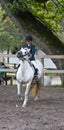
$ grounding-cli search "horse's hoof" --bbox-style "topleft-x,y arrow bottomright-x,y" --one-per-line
20,97 -> 23,101
18,95 -> 23,101
16,104 -> 18,108
34,96 -> 39,101
22,105 -> 26,108
22,103 -> 27,107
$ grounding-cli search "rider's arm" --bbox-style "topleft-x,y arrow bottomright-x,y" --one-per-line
30,44 -> 36,60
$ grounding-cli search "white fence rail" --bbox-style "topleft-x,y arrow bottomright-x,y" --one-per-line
0,54 -> 64,85
0,54 -> 64,73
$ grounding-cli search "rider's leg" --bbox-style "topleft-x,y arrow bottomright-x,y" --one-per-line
31,61 -> 38,81
34,68 -> 38,76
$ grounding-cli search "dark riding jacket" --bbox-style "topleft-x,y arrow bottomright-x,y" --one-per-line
24,43 -> 36,61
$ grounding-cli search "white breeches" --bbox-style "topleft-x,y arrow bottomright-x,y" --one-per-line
31,60 -> 38,69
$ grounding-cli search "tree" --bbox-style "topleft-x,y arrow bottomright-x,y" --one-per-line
0,1 -> 64,85
0,5 -> 22,54
6,0 -> 64,33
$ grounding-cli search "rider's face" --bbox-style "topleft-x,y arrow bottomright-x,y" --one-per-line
26,40 -> 32,44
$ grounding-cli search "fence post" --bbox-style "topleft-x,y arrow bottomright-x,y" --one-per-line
61,74 -> 64,85
2,56 -> 5,63
41,57 -> 44,87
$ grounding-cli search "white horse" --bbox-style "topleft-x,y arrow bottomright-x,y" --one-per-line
16,47 -> 43,107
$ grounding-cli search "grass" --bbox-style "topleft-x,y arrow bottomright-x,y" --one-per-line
45,73 -> 57,77
50,85 -> 64,88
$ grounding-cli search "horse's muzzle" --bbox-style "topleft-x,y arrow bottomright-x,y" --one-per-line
16,51 -> 23,58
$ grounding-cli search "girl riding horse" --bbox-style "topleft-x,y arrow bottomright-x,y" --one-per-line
24,35 -> 38,81
16,36 -> 43,107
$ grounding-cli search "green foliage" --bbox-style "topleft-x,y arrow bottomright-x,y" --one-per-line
6,0 -> 64,32
0,5 -> 22,53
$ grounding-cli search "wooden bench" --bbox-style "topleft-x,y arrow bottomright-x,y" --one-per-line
0,72 -> 13,85
0,62 -> 17,85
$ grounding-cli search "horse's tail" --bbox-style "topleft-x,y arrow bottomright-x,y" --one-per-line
30,82 -> 40,97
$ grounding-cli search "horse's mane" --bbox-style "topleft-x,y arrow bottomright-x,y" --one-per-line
35,50 -> 44,62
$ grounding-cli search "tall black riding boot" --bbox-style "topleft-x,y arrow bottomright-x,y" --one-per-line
33,68 -> 38,81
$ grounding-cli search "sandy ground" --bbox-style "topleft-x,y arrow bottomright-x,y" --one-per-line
0,84 -> 64,130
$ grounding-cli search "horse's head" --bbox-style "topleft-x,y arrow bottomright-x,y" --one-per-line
16,47 -> 31,60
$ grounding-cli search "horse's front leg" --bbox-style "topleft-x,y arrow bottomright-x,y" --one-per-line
22,81 -> 31,107
17,82 -> 23,101
17,82 -> 21,95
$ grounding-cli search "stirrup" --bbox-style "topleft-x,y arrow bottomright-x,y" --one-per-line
33,75 -> 38,82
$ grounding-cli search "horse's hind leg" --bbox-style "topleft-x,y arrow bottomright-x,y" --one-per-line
30,83 -> 39,100
34,85 -> 39,101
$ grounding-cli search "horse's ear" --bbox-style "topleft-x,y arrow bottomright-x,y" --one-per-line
20,47 -> 24,51
27,48 -> 30,52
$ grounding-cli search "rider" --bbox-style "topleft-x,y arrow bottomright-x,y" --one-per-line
24,35 -> 38,81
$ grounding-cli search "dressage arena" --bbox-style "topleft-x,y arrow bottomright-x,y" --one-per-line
0,85 -> 64,130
